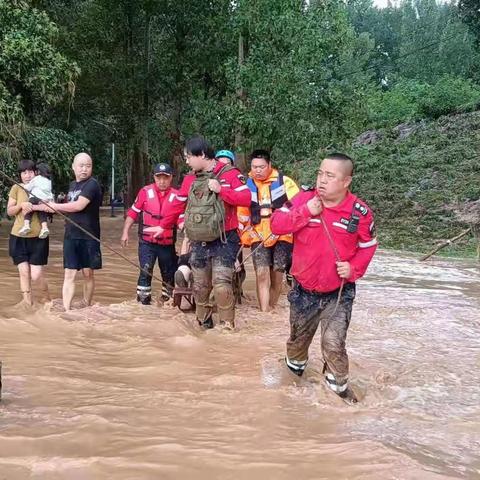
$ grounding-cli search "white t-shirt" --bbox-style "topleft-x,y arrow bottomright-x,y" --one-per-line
24,175 -> 53,201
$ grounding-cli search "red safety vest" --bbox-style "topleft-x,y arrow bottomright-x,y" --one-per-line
139,185 -> 176,245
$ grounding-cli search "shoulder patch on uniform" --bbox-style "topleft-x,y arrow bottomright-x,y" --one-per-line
354,202 -> 368,216
237,174 -> 247,184
301,185 -> 314,191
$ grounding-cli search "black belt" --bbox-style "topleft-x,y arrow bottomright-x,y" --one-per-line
294,278 -> 355,298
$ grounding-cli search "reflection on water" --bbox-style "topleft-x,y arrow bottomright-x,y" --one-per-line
0,216 -> 479,479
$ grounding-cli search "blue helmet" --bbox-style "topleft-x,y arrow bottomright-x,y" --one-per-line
215,149 -> 235,164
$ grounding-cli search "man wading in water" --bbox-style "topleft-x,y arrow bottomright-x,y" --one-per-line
47,153 -> 102,311
237,149 -> 299,312
121,163 -> 178,305
271,153 -> 377,404
144,136 -> 250,330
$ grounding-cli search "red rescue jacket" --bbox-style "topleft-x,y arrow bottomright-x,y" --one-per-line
271,190 -> 377,293
127,184 -> 178,245
160,163 -> 251,233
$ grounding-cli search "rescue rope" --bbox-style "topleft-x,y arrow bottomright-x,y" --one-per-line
0,170 -> 173,290
234,232 -> 275,271
319,213 -> 345,316
214,200 -> 227,244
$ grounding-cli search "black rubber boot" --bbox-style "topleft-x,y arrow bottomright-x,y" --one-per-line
337,385 -> 358,405
199,315 -> 214,329
137,294 -> 152,305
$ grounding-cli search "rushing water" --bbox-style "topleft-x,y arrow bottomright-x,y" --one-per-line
0,213 -> 479,479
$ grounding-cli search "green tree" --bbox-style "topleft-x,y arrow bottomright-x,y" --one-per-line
216,0 -> 375,175
459,0 -> 480,43
0,0 -> 78,211
40,0 -> 235,200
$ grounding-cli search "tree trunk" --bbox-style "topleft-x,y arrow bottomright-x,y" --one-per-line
126,6 -> 151,204
126,130 -> 149,205
234,31 -> 248,173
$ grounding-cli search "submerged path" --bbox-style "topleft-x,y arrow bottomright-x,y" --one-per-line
0,215 -> 479,479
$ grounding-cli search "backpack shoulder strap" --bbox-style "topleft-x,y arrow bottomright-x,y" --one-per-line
213,163 -> 236,180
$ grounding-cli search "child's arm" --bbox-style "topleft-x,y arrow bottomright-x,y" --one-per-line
23,177 -> 36,193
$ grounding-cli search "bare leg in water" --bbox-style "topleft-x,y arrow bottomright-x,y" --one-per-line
30,265 -> 50,303
82,268 -> 95,306
17,262 -> 32,306
255,266 -> 271,312
269,270 -> 284,309
62,268 -> 77,311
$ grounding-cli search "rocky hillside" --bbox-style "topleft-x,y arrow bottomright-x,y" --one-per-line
351,111 -> 480,256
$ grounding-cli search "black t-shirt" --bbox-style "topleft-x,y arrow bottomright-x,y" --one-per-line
65,177 -> 102,240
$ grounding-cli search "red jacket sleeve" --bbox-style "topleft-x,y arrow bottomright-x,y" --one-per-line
271,191 -> 313,235
159,176 -> 191,229
348,209 -> 378,282
163,188 -> 184,227
218,169 -> 251,207
127,188 -> 146,221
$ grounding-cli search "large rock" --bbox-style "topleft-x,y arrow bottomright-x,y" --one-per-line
353,130 -> 383,147
393,121 -> 425,140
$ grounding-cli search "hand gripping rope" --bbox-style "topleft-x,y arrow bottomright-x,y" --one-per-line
0,169 -> 174,291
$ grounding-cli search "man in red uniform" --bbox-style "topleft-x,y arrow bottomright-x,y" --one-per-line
121,163 -> 178,305
271,153 -> 377,403
145,136 -> 250,329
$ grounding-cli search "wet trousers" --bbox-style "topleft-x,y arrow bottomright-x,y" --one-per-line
286,281 -> 356,385
137,241 -> 177,299
190,230 -> 240,325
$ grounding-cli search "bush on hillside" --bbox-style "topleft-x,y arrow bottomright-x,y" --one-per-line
417,75 -> 480,118
368,76 -> 480,128
352,111 -> 480,255
367,79 -> 428,127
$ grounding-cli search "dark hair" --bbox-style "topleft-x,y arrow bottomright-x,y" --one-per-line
17,159 -> 36,174
325,152 -> 354,175
250,149 -> 271,163
36,162 -> 51,179
185,135 -> 215,159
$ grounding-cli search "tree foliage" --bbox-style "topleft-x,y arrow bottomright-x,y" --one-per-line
2,0 -> 480,250
0,0 -> 78,211
459,0 -> 480,43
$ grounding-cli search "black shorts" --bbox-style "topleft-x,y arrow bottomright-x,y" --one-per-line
63,238 -> 102,270
9,234 -> 49,266
251,240 -> 292,272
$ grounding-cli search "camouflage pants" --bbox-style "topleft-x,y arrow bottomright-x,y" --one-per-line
190,230 -> 240,324
285,281 -> 356,385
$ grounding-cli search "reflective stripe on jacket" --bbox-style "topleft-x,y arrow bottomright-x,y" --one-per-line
127,184 -> 176,245
238,168 -> 299,247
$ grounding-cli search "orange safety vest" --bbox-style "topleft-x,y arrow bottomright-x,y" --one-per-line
238,169 -> 298,248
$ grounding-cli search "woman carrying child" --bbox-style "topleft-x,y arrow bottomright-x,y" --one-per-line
18,162 -> 53,239
6,160 -> 50,305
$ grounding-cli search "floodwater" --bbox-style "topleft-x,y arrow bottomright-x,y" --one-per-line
0,213 -> 479,479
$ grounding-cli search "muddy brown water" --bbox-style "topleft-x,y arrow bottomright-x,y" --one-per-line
0,213 -> 479,479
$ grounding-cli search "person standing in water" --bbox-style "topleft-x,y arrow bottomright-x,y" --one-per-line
271,153 -> 377,404
144,136 -> 251,330
237,149 -> 299,311
7,160 -> 50,305
47,153 -> 102,311
121,163 -> 178,305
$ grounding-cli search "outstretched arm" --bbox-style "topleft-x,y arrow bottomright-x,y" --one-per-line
49,196 -> 91,213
